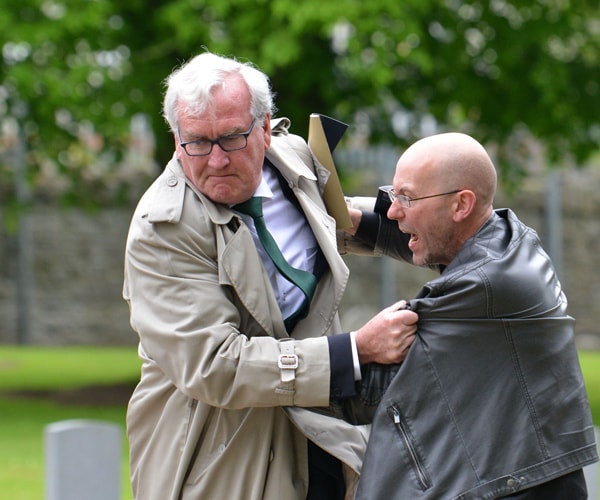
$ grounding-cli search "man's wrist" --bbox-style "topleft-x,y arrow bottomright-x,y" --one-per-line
350,331 -> 362,381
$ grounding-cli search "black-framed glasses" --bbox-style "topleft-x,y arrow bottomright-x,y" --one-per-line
384,186 -> 461,208
178,119 -> 256,156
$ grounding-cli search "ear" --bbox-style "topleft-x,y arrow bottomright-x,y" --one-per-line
262,114 -> 272,149
452,190 -> 476,222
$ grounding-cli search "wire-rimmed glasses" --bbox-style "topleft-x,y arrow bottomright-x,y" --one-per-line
383,186 -> 461,208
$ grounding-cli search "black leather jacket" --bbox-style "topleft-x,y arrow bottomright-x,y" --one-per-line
352,208 -> 598,499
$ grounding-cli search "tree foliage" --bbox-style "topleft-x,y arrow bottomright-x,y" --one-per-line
1,0 -> 599,207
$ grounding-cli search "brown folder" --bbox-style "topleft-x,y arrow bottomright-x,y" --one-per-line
307,113 -> 353,229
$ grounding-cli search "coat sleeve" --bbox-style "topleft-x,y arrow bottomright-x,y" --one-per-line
339,195 -> 413,262
123,176 -> 332,410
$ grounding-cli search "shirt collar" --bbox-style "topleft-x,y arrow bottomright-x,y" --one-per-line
254,167 -> 274,199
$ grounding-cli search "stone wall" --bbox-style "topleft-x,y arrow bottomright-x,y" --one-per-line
1,166 -> 599,349
0,208 -> 134,345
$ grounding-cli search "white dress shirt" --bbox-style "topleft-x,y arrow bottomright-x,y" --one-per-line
235,165 -> 319,320
235,164 -> 361,380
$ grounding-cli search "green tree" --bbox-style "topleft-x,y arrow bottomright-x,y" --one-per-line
0,0 -> 162,210
1,0 -> 599,208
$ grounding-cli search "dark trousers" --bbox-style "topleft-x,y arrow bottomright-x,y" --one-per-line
306,441 -> 345,500
499,468 -> 587,499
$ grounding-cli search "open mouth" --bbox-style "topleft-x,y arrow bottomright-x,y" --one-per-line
408,233 -> 418,250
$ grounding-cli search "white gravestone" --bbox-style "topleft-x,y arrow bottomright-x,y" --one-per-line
45,419 -> 122,500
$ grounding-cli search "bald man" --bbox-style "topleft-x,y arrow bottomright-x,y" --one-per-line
341,133 -> 597,499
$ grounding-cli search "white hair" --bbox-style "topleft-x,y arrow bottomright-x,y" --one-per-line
162,51 -> 276,133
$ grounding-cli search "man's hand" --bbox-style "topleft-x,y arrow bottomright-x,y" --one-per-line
355,300 -> 418,365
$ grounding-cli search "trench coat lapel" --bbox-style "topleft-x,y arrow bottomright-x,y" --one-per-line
220,222 -> 289,339
266,134 -> 348,300
177,161 -> 288,340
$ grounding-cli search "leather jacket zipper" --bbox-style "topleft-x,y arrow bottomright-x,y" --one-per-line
389,404 -> 432,491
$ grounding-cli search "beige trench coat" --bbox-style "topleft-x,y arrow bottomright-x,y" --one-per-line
123,119 -> 369,499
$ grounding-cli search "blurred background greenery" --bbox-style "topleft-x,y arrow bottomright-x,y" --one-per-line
1,1 -> 599,498
1,0 -> 600,215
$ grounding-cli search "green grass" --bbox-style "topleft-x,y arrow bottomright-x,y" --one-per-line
0,345 -> 141,391
0,346 -> 141,500
0,346 -> 599,499
580,351 -> 600,425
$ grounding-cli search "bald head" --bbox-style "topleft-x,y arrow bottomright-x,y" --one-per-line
400,132 -> 497,215
389,133 -> 498,267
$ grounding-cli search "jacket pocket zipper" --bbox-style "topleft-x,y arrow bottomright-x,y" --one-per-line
389,404 -> 432,491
